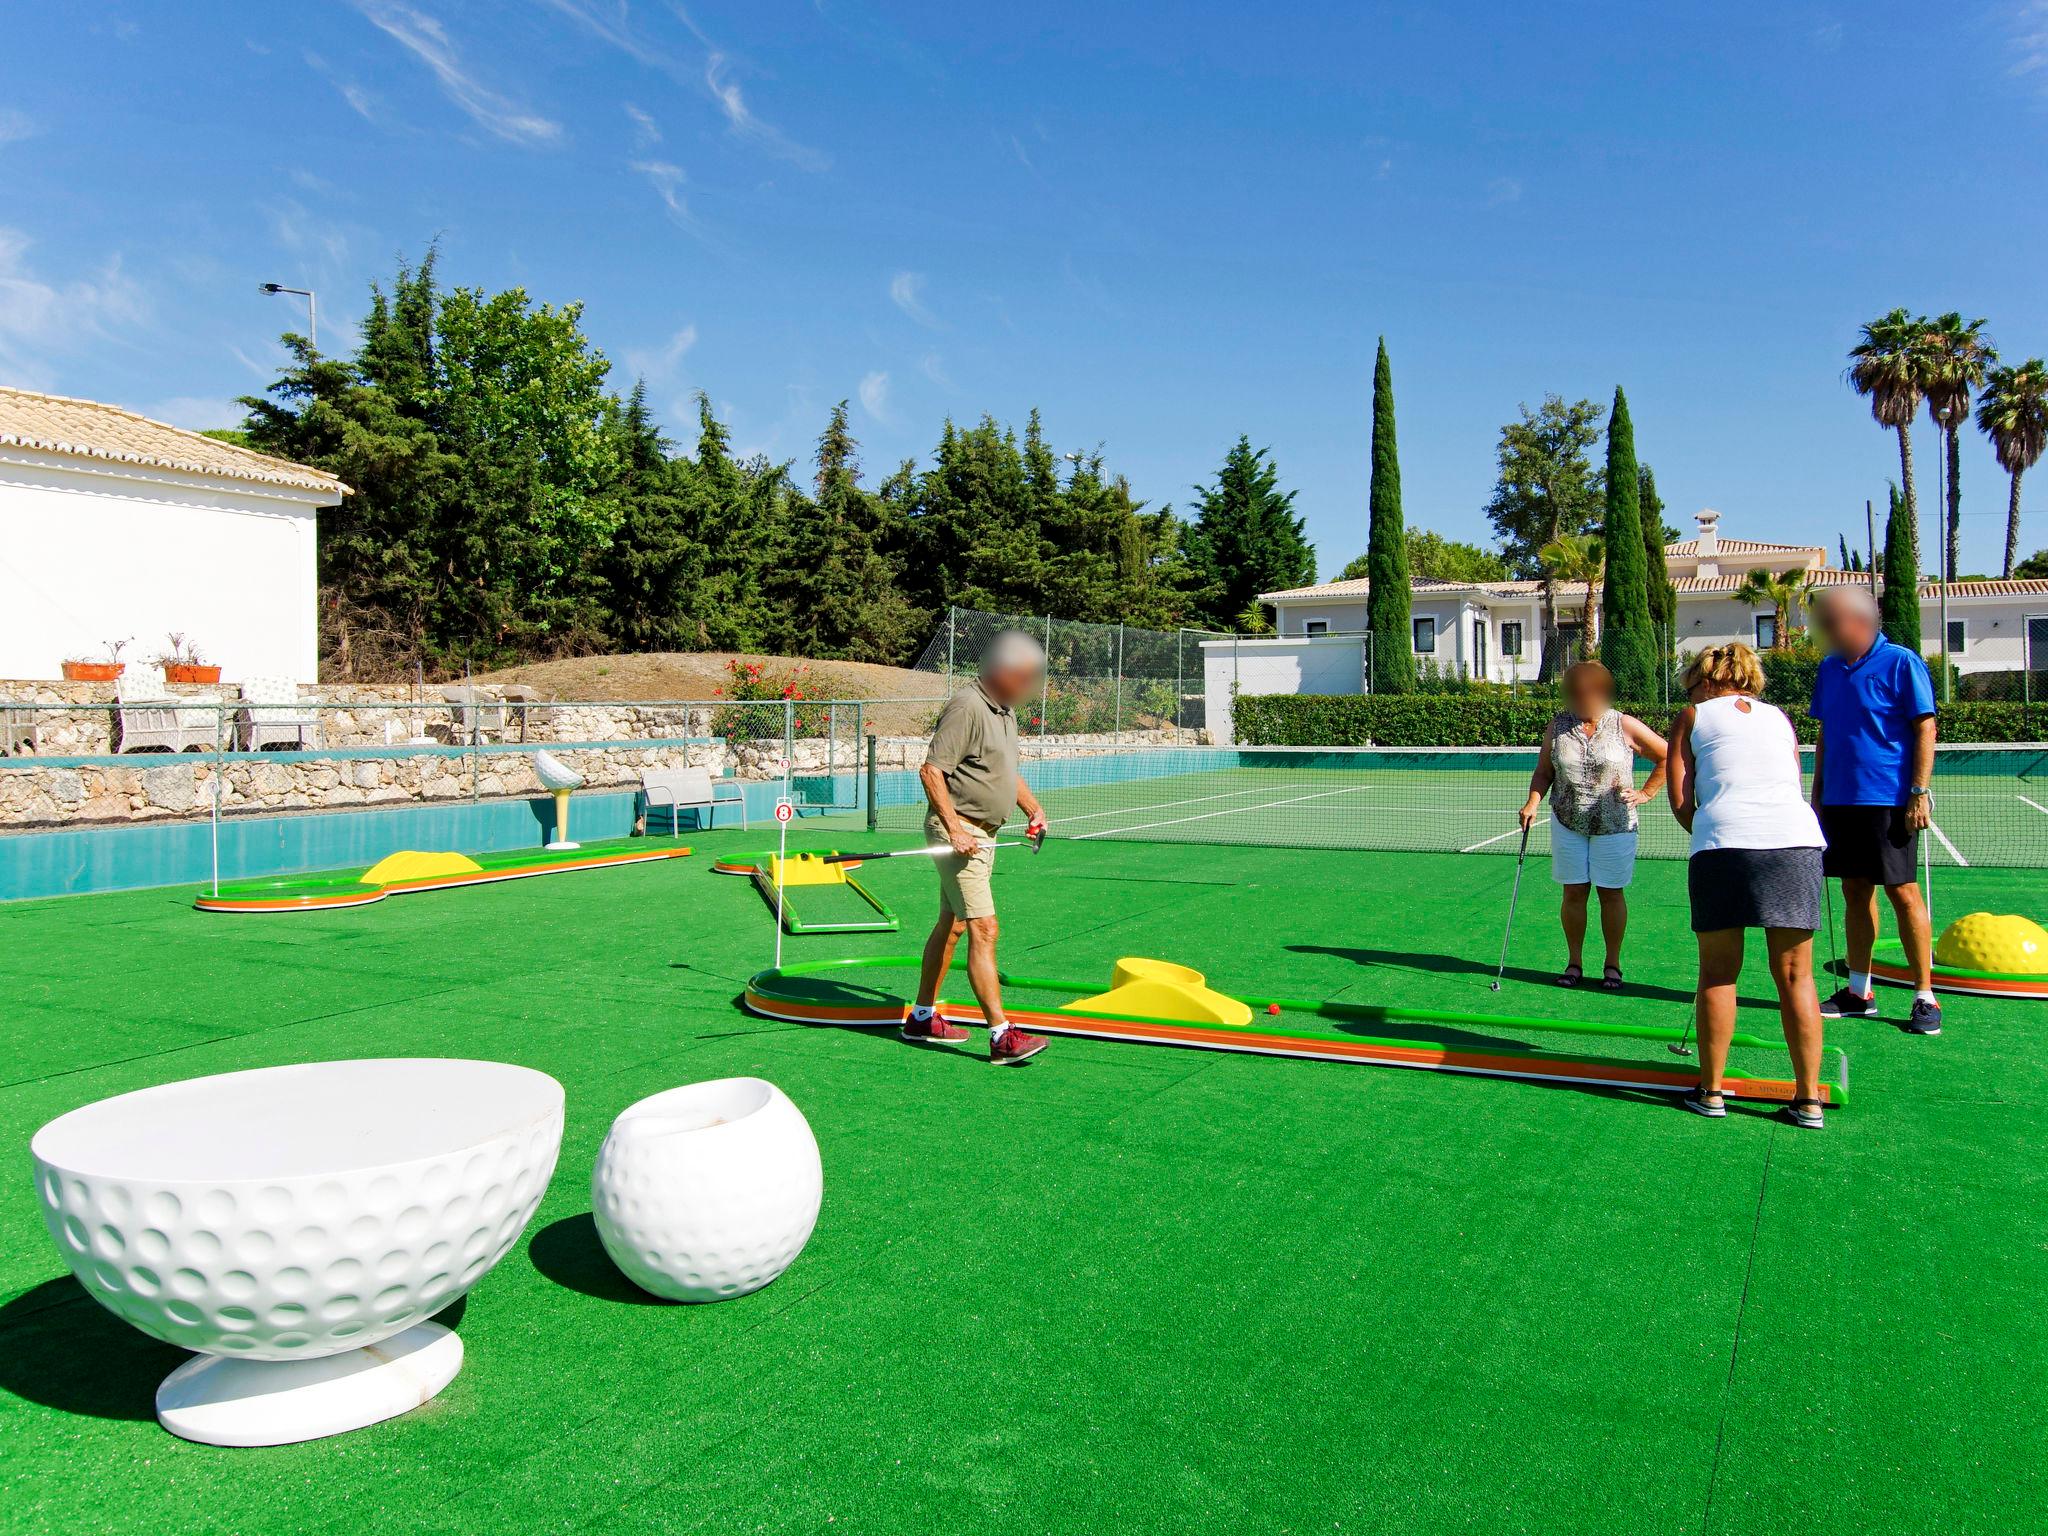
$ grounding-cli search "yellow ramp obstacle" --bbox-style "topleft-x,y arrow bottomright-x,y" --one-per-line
361,850 -> 485,886
1934,912 -> 2048,974
1064,957 -> 1253,1028
764,852 -> 850,888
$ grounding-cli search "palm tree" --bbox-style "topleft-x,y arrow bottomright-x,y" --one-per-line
1733,567 -> 1816,651
1539,533 -> 1605,662
1976,359 -> 2048,578
1922,312 -> 1996,581
1847,308 -> 1935,568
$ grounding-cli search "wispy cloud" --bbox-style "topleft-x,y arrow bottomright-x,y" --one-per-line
857,369 -> 892,424
919,352 -> 953,390
626,321 -> 698,382
0,108 -> 38,146
630,159 -> 691,225
136,395 -> 243,433
1485,176 -> 1523,206
304,51 -> 386,126
889,271 -> 939,328
1812,21 -> 1845,52
266,197 -> 351,269
2015,1 -> 2048,78
702,49 -> 830,171
536,0 -> 667,66
624,101 -> 660,147
349,2 -> 561,146
0,228 -> 149,382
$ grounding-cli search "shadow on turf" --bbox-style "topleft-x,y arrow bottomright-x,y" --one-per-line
1290,944 -> 1782,1012
530,1214 -> 672,1304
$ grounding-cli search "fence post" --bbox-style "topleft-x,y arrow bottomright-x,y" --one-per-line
1041,612 -> 1052,736
866,733 -> 879,833
1114,623 -> 1124,733
946,607 -> 957,681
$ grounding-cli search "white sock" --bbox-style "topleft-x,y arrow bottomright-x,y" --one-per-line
910,1004 -> 935,1023
1848,971 -> 1872,998
1914,988 -> 1937,1007
988,1020 -> 1012,1043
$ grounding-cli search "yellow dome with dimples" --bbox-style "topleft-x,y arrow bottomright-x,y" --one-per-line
1934,913 -> 2048,976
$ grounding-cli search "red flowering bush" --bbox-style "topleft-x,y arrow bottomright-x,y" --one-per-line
709,658 -> 822,740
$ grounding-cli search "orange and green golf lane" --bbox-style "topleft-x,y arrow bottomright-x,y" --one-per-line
1869,938 -> 2048,998
193,840 -> 694,912
744,955 -> 1848,1105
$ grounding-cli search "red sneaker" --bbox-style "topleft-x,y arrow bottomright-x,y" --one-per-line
988,1027 -> 1048,1065
901,1013 -> 971,1045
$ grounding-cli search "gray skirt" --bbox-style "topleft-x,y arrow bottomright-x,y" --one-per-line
1688,847 -> 1823,933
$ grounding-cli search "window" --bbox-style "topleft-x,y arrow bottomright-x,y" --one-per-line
1947,619 -> 1966,655
1303,620 -> 1328,637
1501,621 -> 1523,658
1413,617 -> 1437,654
1754,614 -> 1777,650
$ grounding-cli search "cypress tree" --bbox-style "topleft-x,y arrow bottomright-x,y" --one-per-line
1638,463 -> 1674,633
1364,338 -> 1415,692
1879,482 -> 1922,651
1598,387 -> 1656,698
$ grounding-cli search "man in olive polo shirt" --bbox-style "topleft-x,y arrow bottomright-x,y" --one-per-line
903,630 -> 1051,1063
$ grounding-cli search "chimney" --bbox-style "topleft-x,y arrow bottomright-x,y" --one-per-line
1695,509 -> 1720,578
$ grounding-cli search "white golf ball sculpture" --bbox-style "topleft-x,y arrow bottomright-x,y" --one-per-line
31,1058 -> 564,1446
592,1077 -> 822,1302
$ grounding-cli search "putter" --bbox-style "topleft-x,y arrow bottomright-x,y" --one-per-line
1824,878 -> 1841,982
1491,823 -> 1532,991
1670,996 -> 1695,1057
820,830 -> 1044,865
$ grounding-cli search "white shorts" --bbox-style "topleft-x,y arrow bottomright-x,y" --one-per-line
1550,820 -> 1638,889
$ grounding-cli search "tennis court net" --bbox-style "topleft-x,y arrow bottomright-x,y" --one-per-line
869,743 -> 2048,867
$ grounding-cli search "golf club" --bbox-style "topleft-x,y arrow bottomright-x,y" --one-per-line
1491,822 -> 1532,991
821,830 -> 1044,865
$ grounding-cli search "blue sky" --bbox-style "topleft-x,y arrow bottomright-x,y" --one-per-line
4,2 -> 2048,578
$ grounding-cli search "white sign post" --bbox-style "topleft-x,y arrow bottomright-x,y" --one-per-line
772,797 -> 795,969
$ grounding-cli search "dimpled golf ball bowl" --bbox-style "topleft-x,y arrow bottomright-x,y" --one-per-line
30,1058 -> 564,1445
591,1077 -> 822,1303
1934,912 -> 2048,975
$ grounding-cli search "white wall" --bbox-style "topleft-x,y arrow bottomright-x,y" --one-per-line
1275,599 -> 1367,636
1201,635 -> 1365,742
0,451 -> 331,683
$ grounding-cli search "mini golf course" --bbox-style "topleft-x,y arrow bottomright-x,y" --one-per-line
4,825 -> 2046,1534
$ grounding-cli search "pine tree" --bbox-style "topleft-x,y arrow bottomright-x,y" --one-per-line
1364,339 -> 1414,692
1184,438 -> 1314,628
1880,483 -> 1922,652
1598,388 -> 1656,698
600,381 -> 705,649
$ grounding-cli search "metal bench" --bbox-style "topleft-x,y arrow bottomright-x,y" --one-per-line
641,766 -> 748,833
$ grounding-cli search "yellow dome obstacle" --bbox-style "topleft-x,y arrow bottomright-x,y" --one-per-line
1063,958 -> 1253,1027
1873,912 -> 2048,998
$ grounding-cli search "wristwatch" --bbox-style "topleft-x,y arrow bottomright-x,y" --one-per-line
1906,785 -> 1929,798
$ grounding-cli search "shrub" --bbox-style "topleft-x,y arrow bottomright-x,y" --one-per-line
709,658 -> 825,740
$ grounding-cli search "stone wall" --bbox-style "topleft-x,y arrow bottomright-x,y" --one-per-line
0,720 -> 1205,831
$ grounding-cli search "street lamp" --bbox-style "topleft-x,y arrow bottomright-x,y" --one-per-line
259,282 -> 317,353
1935,402 -> 1956,703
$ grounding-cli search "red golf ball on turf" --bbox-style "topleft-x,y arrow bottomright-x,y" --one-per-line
1266,1003 -> 1281,1015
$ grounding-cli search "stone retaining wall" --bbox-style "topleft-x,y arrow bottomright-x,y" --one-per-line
0,718 -> 1203,831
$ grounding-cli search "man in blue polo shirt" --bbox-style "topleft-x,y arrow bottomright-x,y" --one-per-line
1807,585 -> 1941,1033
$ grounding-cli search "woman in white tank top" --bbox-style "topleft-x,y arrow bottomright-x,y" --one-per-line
1665,644 -> 1827,1128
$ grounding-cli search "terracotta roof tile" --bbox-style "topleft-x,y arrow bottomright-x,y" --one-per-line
0,385 -> 348,496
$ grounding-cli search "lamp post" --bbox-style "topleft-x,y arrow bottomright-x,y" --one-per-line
1935,404 -> 1955,703
259,282 -> 317,353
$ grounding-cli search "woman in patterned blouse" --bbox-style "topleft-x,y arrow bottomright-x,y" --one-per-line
1517,661 -> 1669,990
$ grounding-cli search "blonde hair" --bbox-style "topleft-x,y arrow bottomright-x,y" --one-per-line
1683,643 -> 1765,696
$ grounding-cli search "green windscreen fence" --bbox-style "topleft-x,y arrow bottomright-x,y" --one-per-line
873,743 -> 2048,866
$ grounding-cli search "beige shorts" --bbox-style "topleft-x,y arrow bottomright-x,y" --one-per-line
925,813 -> 997,920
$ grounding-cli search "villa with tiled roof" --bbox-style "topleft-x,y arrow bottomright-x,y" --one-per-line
0,386 -> 348,682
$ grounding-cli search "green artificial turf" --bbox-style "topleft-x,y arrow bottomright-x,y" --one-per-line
3,826 -> 2046,1534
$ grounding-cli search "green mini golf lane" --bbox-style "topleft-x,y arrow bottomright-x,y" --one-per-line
3,830 -> 2047,1534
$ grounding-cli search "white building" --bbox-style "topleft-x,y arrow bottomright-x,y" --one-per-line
0,387 -> 347,683
1203,510 -> 2048,740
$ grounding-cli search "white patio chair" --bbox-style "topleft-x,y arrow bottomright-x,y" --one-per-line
2,702 -> 38,756
641,766 -> 748,834
442,686 -> 508,743
115,662 -> 208,752
240,675 -> 320,750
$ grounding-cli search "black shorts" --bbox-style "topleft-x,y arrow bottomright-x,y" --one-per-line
1819,804 -> 1919,887
1688,847 -> 1823,932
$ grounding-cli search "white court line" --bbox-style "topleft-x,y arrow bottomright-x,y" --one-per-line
1071,784 -> 1376,840
1460,825 -> 1529,853
1928,821 -> 1968,867
1044,782 -> 1323,826
2019,794 -> 2048,818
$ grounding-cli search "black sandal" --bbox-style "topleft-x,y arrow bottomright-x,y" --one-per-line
1782,1098 -> 1825,1129
1557,964 -> 1583,988
1601,965 -> 1624,992
1681,1086 -> 1727,1118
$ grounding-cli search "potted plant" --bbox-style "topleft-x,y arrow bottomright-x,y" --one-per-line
159,633 -> 221,685
61,638 -> 129,683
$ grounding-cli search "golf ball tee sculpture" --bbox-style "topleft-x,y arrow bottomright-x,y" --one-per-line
591,1078 -> 822,1302
533,749 -> 585,850
30,1058 -> 564,1446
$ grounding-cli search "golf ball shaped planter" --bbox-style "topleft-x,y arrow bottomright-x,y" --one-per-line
30,1058 -> 564,1446
591,1077 -> 822,1303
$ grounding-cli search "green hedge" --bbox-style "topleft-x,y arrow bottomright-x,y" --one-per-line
1231,693 -> 2048,748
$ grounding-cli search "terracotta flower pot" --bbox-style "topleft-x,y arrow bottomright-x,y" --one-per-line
164,664 -> 222,684
61,661 -> 125,682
